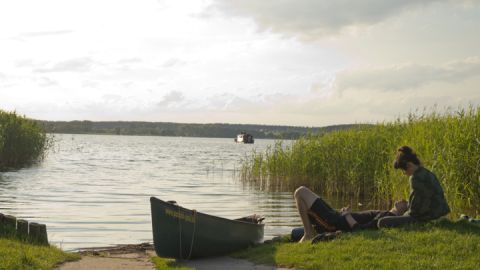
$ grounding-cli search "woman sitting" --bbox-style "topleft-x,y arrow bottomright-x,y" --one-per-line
377,146 -> 450,228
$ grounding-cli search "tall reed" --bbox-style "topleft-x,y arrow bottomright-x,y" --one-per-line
240,106 -> 480,216
0,110 -> 50,171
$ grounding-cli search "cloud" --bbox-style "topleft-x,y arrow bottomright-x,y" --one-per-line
81,80 -> 99,88
209,0 -> 468,38
157,91 -> 185,107
101,94 -> 124,104
114,58 -> 143,72
117,58 -> 142,64
15,59 -> 34,68
37,77 -> 58,87
335,57 -> 480,92
0,72 -> 16,88
162,58 -> 187,68
199,92 -> 251,111
34,57 -> 95,73
18,30 -> 74,38
0,73 -> 12,88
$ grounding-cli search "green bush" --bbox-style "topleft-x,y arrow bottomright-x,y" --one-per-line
240,106 -> 480,216
0,110 -> 50,171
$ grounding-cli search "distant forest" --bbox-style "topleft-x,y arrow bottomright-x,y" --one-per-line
37,120 -> 361,140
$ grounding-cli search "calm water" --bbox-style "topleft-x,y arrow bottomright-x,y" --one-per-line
0,134 -> 301,250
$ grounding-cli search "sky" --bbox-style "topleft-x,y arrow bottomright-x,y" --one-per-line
0,0 -> 479,126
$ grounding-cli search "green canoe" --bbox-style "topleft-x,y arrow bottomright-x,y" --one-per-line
150,197 -> 264,259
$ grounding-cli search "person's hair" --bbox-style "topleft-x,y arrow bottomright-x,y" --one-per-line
393,146 -> 421,170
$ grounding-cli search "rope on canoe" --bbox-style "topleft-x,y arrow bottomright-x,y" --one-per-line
178,206 -> 182,260
177,206 -> 197,261
187,210 -> 197,260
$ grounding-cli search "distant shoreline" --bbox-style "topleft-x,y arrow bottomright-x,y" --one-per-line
47,132 -> 286,140
37,120 -> 364,140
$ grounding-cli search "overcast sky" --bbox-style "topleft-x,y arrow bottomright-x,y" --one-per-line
1,0 -> 479,126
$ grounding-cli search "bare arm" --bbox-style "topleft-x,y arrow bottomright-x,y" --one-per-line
340,206 -> 358,228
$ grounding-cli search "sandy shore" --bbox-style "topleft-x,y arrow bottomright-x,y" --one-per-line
56,243 -> 156,270
55,243 -> 291,270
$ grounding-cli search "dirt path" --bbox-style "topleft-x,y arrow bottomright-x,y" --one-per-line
56,243 -> 156,270
182,256 -> 291,270
57,255 -> 155,270
55,243 -> 291,270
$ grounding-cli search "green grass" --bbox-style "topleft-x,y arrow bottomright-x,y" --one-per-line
151,256 -> 195,270
240,106 -> 480,216
0,237 -> 79,270
0,110 -> 51,171
234,220 -> 480,270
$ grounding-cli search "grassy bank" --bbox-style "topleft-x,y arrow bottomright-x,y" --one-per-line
0,237 -> 79,269
240,106 -> 480,216
0,110 -> 50,171
234,220 -> 480,270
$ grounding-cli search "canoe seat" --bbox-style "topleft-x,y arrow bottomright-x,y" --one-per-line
235,215 -> 265,224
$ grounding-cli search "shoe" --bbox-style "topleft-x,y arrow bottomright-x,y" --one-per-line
311,231 -> 341,244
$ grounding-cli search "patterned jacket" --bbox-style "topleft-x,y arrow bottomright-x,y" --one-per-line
405,166 -> 450,221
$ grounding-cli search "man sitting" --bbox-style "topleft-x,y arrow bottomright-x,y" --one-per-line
293,186 -> 408,242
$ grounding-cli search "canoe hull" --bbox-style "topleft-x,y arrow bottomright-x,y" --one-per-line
150,197 -> 264,259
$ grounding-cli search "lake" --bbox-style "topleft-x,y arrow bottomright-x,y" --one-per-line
0,134 -> 301,250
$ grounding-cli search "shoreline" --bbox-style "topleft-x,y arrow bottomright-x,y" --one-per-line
56,242 -> 290,270
56,243 -> 156,270
72,242 -> 155,254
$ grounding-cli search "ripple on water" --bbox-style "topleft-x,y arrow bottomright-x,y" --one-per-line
0,134 -> 299,250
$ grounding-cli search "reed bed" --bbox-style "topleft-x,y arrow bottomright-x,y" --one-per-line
240,106 -> 480,216
0,110 -> 50,171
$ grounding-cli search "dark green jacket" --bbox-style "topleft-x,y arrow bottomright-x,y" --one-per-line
405,166 -> 450,221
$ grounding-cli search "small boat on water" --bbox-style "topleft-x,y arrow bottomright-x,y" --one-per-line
234,132 -> 254,144
150,197 -> 264,259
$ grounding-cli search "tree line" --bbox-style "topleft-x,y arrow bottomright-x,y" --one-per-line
36,120 -> 360,139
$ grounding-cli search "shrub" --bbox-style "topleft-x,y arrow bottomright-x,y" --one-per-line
0,110 -> 50,171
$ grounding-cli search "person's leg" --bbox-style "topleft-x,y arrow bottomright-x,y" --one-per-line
294,186 -> 319,208
377,215 -> 417,228
294,186 -> 320,242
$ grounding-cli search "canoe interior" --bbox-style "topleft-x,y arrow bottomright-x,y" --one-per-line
150,197 -> 264,259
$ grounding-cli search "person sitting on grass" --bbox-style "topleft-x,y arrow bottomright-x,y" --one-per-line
293,186 -> 408,242
293,146 -> 450,242
376,146 -> 450,228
